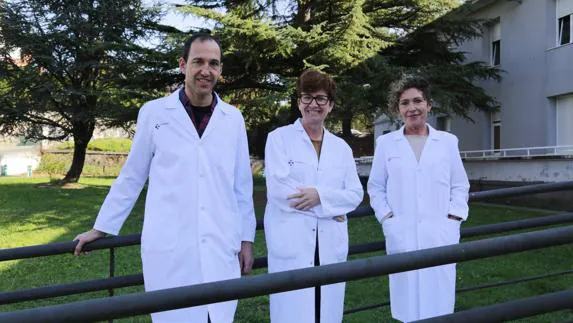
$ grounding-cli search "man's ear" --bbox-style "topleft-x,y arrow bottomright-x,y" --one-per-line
178,57 -> 186,74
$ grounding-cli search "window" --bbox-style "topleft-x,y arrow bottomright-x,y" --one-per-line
556,94 -> 573,148
557,0 -> 573,45
492,112 -> 501,151
490,21 -> 501,66
436,116 -> 451,132
558,15 -> 571,45
491,40 -> 501,65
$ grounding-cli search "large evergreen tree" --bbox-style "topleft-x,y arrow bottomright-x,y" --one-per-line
0,0 -> 176,182
178,0 -> 500,156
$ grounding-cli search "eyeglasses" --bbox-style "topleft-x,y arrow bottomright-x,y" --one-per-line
299,94 -> 331,106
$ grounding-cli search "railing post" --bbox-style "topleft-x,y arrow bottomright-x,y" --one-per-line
108,247 -> 115,323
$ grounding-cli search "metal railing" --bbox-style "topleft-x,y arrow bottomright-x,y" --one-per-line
354,145 -> 573,163
2,181 -> 573,321
460,145 -> 573,159
3,212 -> 573,306
418,288 -> 573,323
1,225 -> 572,323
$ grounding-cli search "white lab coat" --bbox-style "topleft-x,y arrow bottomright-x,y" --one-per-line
367,125 -> 469,322
93,90 -> 256,323
264,119 -> 364,323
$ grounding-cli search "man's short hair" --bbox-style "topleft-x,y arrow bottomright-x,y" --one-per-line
296,69 -> 337,101
181,32 -> 223,61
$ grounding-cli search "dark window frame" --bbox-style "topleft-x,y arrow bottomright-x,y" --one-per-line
491,39 -> 501,66
558,15 -> 571,46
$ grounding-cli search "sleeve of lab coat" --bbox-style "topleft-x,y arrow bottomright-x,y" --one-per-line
314,144 -> 363,217
264,130 -> 310,215
448,136 -> 470,220
235,116 -> 256,242
367,136 -> 393,223
93,105 -> 155,235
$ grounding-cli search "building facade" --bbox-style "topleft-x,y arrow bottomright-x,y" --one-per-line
373,0 -> 573,154
450,0 -> 573,151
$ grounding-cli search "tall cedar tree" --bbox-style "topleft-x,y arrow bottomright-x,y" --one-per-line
177,0 -> 500,156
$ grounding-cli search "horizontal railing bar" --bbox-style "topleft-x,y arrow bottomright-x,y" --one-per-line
0,235 -> 140,262
460,144 -> 573,154
457,269 -> 573,294
1,226 -> 572,323
461,212 -> 573,238
343,269 -> 573,315
415,288 -> 573,323
0,275 -> 144,305
469,181 -> 573,202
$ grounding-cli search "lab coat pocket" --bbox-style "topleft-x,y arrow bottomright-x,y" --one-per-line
321,165 -> 346,189
267,216 -> 299,259
154,123 -> 185,159
334,221 -> 349,262
141,210 -> 180,253
430,156 -> 451,183
386,155 -> 402,176
440,217 -> 461,246
289,159 -> 312,183
382,217 -> 406,255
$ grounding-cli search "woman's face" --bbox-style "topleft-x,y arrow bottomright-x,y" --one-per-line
398,87 -> 431,129
298,90 -> 334,126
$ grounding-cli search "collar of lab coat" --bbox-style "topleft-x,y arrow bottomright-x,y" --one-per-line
394,123 -> 440,142
164,88 -> 231,115
161,88 -> 232,140
293,118 -> 333,142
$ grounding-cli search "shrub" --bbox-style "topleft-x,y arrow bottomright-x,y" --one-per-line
55,138 -> 132,153
36,152 -> 127,178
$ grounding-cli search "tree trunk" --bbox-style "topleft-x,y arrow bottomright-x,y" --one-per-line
342,114 -> 353,137
62,120 -> 95,183
62,139 -> 88,183
288,92 -> 301,124
296,0 -> 312,27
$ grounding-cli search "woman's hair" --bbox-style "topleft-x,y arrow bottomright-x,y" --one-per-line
387,74 -> 431,114
296,70 -> 337,100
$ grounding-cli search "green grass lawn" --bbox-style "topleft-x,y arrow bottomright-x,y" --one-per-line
0,177 -> 572,322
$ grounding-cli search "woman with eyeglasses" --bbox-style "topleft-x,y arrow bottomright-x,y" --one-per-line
264,69 -> 364,323
368,74 -> 470,322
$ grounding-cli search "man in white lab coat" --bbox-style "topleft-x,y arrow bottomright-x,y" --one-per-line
73,33 -> 256,323
368,75 -> 470,322
264,70 -> 364,323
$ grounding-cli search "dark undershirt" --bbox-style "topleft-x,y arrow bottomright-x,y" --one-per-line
191,104 -> 211,126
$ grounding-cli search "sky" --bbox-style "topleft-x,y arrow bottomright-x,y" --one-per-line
147,0 -> 213,31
